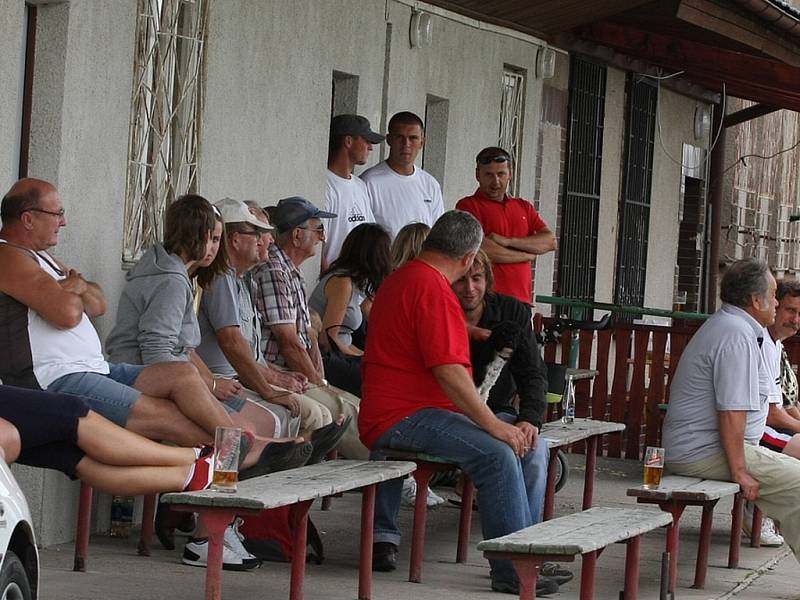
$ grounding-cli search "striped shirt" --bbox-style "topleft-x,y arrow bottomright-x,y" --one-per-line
252,244 -> 312,366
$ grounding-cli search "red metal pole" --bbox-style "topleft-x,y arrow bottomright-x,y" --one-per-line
456,477 -> 475,563
200,510 -> 238,600
543,449 -> 559,521
750,504 -> 763,548
692,500 -> 717,588
409,466 -> 433,583
290,500 -> 313,600
138,494 -> 157,556
358,485 -> 376,600
512,558 -> 539,600
728,493 -> 743,569
624,535 -> 641,600
579,551 -> 597,600
582,436 -> 598,510
73,483 -> 93,572
662,502 -> 685,594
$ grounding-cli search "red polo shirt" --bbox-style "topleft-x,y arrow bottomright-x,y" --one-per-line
359,259 -> 471,450
456,190 -> 548,304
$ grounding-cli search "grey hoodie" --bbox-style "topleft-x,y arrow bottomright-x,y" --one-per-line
106,244 -> 199,365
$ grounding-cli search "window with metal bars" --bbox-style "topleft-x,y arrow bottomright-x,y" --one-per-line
614,75 -> 657,311
557,56 -> 606,305
122,0 -> 208,265
499,66 -> 525,196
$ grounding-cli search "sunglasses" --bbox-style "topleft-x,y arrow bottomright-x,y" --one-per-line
477,155 -> 511,165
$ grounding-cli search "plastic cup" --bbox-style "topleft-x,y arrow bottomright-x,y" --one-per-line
211,426 -> 241,493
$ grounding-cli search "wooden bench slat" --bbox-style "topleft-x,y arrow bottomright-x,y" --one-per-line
627,475 -> 740,501
161,460 -> 416,510
477,506 -> 672,556
541,418 -> 626,448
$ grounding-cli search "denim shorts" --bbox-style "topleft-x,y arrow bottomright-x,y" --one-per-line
46,363 -> 145,427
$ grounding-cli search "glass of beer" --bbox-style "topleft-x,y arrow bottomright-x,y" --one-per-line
643,446 -> 665,489
211,426 -> 242,493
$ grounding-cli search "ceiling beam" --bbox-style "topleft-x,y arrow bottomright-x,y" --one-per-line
722,103 -> 779,128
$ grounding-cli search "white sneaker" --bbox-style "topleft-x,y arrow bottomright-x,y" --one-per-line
742,503 -> 784,547
182,531 -> 260,571
401,478 -> 445,508
225,518 -> 258,561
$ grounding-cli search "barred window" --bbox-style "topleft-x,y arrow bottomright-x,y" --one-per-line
122,0 -> 208,264
499,66 -> 525,196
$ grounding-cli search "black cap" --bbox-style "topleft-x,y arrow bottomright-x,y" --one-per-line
330,114 -> 385,144
271,196 -> 337,233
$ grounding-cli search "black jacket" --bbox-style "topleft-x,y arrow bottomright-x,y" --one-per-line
470,292 -> 548,428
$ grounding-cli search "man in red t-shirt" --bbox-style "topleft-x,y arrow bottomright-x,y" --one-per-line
360,211 -> 558,596
456,146 -> 556,305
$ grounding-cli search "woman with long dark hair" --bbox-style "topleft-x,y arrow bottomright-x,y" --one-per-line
308,223 -> 391,394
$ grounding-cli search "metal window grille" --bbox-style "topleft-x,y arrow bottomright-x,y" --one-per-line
122,0 -> 208,264
499,67 -> 525,196
776,203 -> 791,272
557,56 -> 606,305
614,75 -> 657,311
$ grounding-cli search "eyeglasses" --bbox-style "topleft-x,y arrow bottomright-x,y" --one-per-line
298,225 -> 325,234
476,155 -> 511,165
26,207 -> 66,218
236,228 -> 264,238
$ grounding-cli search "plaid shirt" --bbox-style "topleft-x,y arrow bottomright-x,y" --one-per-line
252,244 -> 312,366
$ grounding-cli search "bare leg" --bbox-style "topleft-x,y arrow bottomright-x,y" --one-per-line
0,418 -> 21,463
132,362 -> 235,436
76,457 -> 190,495
783,435 -> 800,460
230,400 -> 278,438
77,411 -> 196,467
125,395 -> 212,447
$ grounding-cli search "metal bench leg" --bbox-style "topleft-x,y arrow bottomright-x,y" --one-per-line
580,550 -> 597,600
289,500 -> 313,600
660,502 -> 685,594
198,509 -> 239,600
511,558 -> 540,600
409,467 -> 434,583
728,492 -> 744,569
750,505 -> 763,548
543,449 -> 560,521
623,535 -> 641,600
456,477 -> 474,563
582,436 -> 599,510
358,485 -> 376,600
692,499 -> 718,588
138,493 -> 157,556
73,482 -> 93,572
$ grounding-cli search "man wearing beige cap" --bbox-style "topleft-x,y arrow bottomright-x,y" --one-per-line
323,114 -> 383,270
196,197 -> 332,441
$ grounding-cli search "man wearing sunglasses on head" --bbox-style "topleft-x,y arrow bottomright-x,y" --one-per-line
456,147 -> 556,306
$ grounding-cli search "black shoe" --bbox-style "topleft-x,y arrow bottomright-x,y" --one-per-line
491,574 -> 559,596
372,542 -> 398,572
541,561 -> 573,585
240,441 -> 313,480
307,416 -> 352,465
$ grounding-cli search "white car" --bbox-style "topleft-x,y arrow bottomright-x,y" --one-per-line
0,460 -> 38,600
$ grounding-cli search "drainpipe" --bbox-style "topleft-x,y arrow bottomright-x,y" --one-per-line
705,102 -> 726,313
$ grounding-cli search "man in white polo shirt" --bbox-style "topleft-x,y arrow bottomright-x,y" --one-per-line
662,258 -> 800,566
323,114 -> 382,270
361,111 -> 444,240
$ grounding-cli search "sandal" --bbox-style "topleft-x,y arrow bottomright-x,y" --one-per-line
240,441 -> 312,480
307,416 -> 353,465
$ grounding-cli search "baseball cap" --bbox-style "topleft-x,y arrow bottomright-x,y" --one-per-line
271,196 -> 336,233
214,197 -> 273,230
330,114 -> 385,144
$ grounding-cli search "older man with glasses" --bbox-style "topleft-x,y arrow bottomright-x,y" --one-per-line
456,146 -> 556,305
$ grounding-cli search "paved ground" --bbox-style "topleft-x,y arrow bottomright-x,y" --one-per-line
38,454 -> 798,599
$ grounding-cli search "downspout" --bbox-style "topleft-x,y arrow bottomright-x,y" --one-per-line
705,102 -> 726,313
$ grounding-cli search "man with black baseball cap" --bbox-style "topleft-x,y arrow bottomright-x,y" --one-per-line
323,114 -> 384,270
253,197 -> 368,460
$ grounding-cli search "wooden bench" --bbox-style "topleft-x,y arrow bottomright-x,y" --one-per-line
162,459 -> 415,600
478,506 -> 673,600
627,475 -> 744,592
380,449 -> 476,582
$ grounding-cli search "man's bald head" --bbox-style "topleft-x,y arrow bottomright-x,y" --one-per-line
1,178 -> 57,223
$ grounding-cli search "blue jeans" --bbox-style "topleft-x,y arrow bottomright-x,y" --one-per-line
372,408 -> 550,583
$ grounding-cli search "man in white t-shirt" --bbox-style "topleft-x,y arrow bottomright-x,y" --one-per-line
361,111 -> 444,240
323,114 -> 383,269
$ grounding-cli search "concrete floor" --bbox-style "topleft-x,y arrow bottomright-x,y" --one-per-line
37,454 -> 798,599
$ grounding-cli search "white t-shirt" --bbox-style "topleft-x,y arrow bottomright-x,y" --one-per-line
760,333 -> 783,405
361,161 -> 444,240
324,170 -> 374,265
